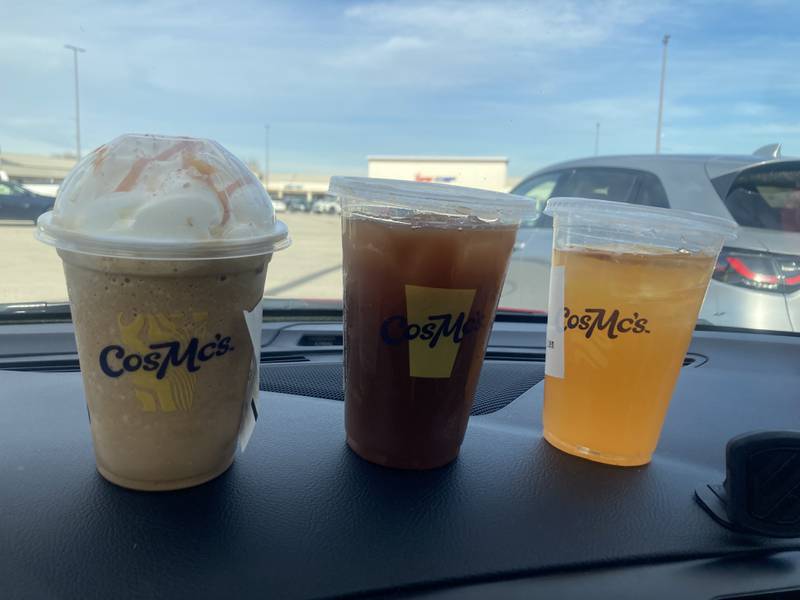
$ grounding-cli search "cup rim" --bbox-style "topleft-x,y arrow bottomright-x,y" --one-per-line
329,176 -> 538,221
36,211 -> 291,260
544,196 -> 738,240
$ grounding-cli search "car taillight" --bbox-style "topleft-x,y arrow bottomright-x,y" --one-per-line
713,248 -> 800,294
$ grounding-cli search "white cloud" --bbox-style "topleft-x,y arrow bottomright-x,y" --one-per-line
659,121 -> 800,155
332,0 -> 673,86
326,35 -> 430,69
383,36 -> 429,51
345,0 -> 667,48
730,101 -> 774,117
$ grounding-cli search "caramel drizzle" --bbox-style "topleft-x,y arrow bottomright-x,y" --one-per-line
108,140 -> 237,226
92,144 -> 109,169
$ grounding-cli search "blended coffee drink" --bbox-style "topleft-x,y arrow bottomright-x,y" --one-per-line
36,134 -> 289,490
330,177 -> 535,469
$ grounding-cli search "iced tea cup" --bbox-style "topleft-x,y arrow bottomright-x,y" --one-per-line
329,177 -> 536,470
542,197 -> 737,466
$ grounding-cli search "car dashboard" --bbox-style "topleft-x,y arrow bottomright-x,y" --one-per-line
1,318 -> 799,599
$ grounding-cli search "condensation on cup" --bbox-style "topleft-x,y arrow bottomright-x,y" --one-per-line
542,197 -> 737,466
35,134 -> 290,490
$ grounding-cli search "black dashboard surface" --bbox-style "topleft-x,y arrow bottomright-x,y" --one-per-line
1,323 -> 799,599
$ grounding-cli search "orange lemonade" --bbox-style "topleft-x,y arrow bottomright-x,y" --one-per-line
543,246 -> 716,466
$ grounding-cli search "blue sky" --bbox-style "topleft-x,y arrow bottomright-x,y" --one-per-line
1,0 -> 799,175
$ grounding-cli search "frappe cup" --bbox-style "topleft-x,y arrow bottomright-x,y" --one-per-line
36,134 -> 289,490
542,197 -> 736,466
330,177 -> 536,469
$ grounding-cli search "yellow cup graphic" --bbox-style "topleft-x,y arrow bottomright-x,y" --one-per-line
405,285 -> 476,378
117,311 -> 208,412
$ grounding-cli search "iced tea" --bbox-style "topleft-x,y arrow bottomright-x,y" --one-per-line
343,215 -> 517,469
544,246 -> 717,466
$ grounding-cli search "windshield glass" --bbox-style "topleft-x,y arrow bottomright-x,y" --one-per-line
720,164 -> 800,232
0,181 -> 28,195
2,1 -> 799,333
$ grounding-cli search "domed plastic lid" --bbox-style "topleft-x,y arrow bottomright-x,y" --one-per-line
36,134 -> 290,259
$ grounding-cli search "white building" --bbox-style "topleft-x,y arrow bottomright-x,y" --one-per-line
263,172 -> 335,207
367,156 -> 510,192
0,153 -> 77,197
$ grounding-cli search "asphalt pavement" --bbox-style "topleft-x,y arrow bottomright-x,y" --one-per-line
0,212 -> 344,305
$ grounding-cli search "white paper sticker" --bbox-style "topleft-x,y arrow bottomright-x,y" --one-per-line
545,265 -> 565,378
238,304 -> 263,452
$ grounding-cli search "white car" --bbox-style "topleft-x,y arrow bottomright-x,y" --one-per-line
501,149 -> 800,332
312,197 -> 342,215
272,199 -> 287,213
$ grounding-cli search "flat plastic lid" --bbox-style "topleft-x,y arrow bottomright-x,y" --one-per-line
329,177 -> 537,222
36,134 -> 290,260
544,197 -> 738,240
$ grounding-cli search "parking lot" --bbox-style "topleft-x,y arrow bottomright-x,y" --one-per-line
0,212 -> 344,304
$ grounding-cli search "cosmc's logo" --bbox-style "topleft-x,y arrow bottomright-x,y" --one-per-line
380,312 -> 483,348
97,312 -> 236,412
99,333 -> 234,380
380,285 -> 481,379
563,307 -> 651,339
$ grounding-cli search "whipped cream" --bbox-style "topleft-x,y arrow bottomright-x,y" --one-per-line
36,135 -> 290,259
53,135 -> 277,242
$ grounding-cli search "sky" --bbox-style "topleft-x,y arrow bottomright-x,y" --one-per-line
1,0 -> 799,176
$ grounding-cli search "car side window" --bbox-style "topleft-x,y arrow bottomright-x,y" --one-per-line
513,167 -> 669,228
512,171 -> 564,227
634,172 -> 670,208
0,183 -> 13,196
557,168 -> 638,203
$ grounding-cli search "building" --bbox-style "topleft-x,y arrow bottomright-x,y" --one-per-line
367,156 -> 510,192
260,172 -> 336,207
0,153 -> 340,204
0,153 -> 77,197
0,152 -> 521,203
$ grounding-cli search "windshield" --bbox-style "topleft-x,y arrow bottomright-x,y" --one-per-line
2,1 -> 799,333
0,181 -> 29,195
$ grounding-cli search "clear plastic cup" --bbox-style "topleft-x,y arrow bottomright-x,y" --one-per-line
542,197 -> 737,466
36,134 -> 289,490
329,177 -> 537,469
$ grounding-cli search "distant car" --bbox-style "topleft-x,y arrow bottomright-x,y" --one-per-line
284,194 -> 310,212
312,197 -> 341,215
0,180 -> 55,223
272,199 -> 287,213
502,149 -> 800,332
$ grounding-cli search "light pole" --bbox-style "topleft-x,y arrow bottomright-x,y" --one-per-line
594,122 -> 600,156
264,124 -> 270,189
655,34 -> 670,154
64,44 -> 86,159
